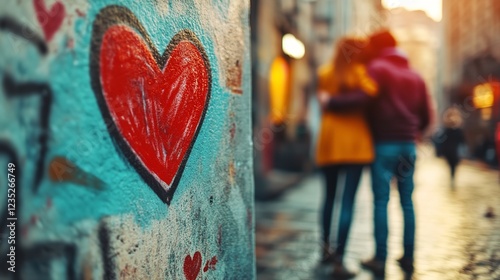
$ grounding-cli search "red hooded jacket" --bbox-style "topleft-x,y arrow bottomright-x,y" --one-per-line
328,47 -> 433,142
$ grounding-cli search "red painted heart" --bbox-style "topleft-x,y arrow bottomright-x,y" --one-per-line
90,7 -> 211,204
33,0 -> 65,41
183,251 -> 202,280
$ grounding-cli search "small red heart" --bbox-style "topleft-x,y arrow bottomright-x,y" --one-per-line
92,7 -> 211,204
33,0 -> 65,41
184,251 -> 202,280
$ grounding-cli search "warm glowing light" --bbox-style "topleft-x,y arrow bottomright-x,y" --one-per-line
282,33 -> 305,59
269,56 -> 290,124
382,0 -> 442,21
473,83 -> 494,109
481,107 -> 492,121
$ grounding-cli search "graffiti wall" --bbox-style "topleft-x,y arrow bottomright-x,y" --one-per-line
0,0 -> 254,279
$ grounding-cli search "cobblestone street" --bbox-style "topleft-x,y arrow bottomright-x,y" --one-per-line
256,145 -> 500,279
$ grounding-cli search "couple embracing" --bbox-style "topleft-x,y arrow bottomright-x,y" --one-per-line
316,30 -> 433,278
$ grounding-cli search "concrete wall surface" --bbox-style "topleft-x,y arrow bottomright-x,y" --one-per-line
0,0 -> 254,279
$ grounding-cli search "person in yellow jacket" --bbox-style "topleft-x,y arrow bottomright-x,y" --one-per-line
315,37 -> 378,278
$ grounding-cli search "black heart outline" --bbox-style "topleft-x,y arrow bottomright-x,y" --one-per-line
89,5 -> 212,204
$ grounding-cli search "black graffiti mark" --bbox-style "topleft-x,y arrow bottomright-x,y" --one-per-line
99,220 -> 116,280
0,16 -> 48,55
0,15 -> 51,278
1,13 -> 51,193
0,141 -> 23,279
0,77 -> 54,278
21,242 -> 77,280
0,77 -> 52,278
3,73 -> 53,192
89,5 -> 212,204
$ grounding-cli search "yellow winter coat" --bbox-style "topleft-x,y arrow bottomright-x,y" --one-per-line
315,63 -> 378,166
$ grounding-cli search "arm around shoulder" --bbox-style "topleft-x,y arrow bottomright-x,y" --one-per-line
324,64 -> 378,112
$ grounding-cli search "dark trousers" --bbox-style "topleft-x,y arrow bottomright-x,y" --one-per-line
443,152 -> 459,178
321,164 -> 364,258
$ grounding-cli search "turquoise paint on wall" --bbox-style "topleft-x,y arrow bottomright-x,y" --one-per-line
0,0 -> 254,279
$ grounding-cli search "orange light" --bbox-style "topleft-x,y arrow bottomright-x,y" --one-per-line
473,83 -> 494,109
269,56 -> 290,124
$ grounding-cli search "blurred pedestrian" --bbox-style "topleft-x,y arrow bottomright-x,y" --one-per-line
441,107 -> 464,183
315,36 -> 378,278
325,30 -> 433,276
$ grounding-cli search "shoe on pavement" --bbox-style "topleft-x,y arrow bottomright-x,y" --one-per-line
332,262 -> 356,279
361,257 -> 385,276
397,257 -> 414,273
320,244 -> 335,264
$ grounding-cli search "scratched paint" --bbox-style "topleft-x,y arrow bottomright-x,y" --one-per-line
0,0 -> 254,279
194,0 -> 246,94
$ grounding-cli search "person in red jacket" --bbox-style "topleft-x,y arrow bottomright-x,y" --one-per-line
323,30 -> 433,276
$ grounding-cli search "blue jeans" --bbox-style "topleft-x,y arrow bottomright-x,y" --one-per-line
321,164 -> 364,260
371,142 -> 416,261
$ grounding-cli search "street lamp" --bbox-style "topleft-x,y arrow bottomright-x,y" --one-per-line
282,33 -> 305,59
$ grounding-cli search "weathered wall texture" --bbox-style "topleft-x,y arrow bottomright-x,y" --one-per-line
0,0 -> 254,279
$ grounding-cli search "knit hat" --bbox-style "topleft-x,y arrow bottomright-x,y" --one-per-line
369,29 -> 397,55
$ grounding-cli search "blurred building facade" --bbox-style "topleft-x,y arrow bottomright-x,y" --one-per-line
441,0 -> 500,163
251,0 -> 383,198
386,8 -> 440,116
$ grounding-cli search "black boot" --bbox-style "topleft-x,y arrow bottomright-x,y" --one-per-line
320,242 -> 335,264
332,257 -> 356,279
361,257 -> 386,276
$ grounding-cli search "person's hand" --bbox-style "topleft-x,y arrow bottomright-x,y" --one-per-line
318,91 -> 330,110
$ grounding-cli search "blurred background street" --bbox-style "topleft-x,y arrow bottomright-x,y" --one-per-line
251,0 -> 500,198
255,145 -> 500,279
250,0 -> 500,279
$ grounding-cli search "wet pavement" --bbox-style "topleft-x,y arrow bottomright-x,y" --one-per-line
255,145 -> 500,280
